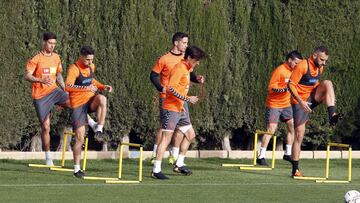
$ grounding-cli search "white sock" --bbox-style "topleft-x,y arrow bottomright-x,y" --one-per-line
95,124 -> 104,132
285,144 -> 292,156
74,165 -> 81,173
87,116 -> 97,130
171,147 -> 179,160
152,144 -> 158,157
153,160 -> 162,173
176,154 -> 185,167
258,147 -> 266,159
45,151 -> 52,160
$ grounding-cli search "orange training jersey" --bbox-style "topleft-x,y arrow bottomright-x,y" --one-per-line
163,60 -> 191,112
266,63 -> 292,108
288,57 -> 323,104
65,59 -> 105,108
26,52 -> 62,99
152,51 -> 184,98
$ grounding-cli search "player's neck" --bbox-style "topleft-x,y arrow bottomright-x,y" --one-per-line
41,50 -> 53,56
170,47 -> 182,55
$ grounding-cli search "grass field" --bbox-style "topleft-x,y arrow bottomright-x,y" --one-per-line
0,158 -> 359,203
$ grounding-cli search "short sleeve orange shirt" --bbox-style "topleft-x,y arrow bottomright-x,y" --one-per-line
26,52 -> 62,99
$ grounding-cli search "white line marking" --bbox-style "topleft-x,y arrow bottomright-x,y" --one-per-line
0,182 -> 358,187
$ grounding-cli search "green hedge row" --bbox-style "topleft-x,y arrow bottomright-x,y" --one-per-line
1,0 -> 359,150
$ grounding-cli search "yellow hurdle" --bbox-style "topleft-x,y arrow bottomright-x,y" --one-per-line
83,142 -> 143,184
29,131 -> 88,171
294,142 -> 352,183
49,132 -> 88,172
223,130 -> 276,169
240,130 -> 277,171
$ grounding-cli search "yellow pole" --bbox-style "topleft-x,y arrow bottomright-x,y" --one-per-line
61,133 -> 68,167
82,137 -> 89,171
139,147 -> 143,182
326,144 -> 330,179
327,143 -> 350,148
348,147 -> 352,182
271,136 -> 277,169
118,144 -> 124,179
253,132 -> 258,165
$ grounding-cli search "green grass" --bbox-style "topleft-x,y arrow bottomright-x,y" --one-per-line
0,158 -> 359,203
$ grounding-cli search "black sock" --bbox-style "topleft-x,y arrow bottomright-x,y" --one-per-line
327,106 -> 336,121
292,160 -> 299,174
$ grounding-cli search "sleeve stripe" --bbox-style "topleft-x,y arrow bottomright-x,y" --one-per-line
66,84 -> 87,89
169,87 -> 190,102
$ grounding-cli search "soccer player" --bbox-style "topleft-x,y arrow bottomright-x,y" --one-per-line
24,32 -> 71,166
257,51 -> 303,166
150,32 -> 204,164
65,45 -> 112,178
152,46 -> 207,179
288,45 -> 342,177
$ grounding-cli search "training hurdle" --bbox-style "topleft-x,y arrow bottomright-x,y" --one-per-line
222,130 -> 277,171
83,142 -> 143,184
294,142 -> 352,183
29,131 -> 88,172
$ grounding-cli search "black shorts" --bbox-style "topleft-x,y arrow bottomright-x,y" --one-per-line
71,97 -> 96,130
33,88 -> 69,123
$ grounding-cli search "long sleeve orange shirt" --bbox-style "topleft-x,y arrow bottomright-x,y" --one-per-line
163,60 -> 191,112
288,57 -> 323,104
65,59 -> 105,108
266,63 -> 292,108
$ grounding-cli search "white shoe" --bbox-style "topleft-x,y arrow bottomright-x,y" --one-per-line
46,159 -> 54,166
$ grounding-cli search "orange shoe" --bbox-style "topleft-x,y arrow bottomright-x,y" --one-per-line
292,169 -> 303,177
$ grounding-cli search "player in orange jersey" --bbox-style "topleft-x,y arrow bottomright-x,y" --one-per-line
256,51 -> 302,166
65,45 -> 112,178
24,32 -> 71,166
150,32 -> 204,165
152,46 -> 207,179
288,46 -> 343,177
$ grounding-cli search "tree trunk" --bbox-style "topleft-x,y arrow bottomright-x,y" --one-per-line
57,126 -> 73,152
30,135 -> 42,152
102,142 -> 108,151
221,134 -> 232,151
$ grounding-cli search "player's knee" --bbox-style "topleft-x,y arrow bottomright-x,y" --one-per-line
322,80 -> 333,89
95,95 -> 106,106
41,122 -> 50,133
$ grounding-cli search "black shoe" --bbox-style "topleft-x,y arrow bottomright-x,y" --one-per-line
173,165 -> 192,175
283,155 -> 292,162
151,171 -> 169,180
73,170 -> 85,179
256,158 -> 268,166
329,113 -> 343,126
94,131 -> 109,142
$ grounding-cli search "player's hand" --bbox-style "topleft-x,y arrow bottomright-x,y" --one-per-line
104,85 -> 113,93
41,77 -> 53,86
88,84 -> 98,93
197,75 -> 205,84
188,96 -> 199,104
299,100 -> 312,113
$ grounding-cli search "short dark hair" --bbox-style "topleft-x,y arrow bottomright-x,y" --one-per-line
184,46 -> 208,60
80,45 -> 95,56
43,32 -> 57,41
314,45 -> 329,55
172,32 -> 189,45
286,50 -> 303,60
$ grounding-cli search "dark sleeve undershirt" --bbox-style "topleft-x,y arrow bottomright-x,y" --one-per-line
150,71 -> 163,92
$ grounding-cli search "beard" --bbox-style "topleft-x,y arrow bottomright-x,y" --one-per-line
314,58 -> 320,67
